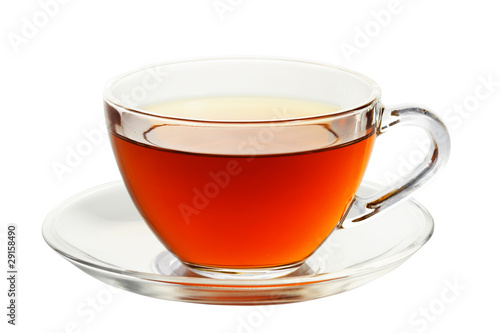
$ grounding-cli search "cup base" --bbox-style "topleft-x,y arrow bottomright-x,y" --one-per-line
154,251 -> 305,279
182,261 -> 305,280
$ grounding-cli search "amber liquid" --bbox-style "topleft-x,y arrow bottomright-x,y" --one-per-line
110,97 -> 375,269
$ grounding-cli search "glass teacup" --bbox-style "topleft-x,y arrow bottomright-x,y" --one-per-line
103,58 -> 450,279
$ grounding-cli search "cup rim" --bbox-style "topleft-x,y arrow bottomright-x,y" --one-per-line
103,57 -> 381,124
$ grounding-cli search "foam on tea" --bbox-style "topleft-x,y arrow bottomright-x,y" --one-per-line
142,96 -> 342,121
109,96 -> 375,269
128,97 -> 351,155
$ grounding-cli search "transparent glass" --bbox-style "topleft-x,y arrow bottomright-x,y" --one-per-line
42,181 -> 434,304
102,58 -> 450,279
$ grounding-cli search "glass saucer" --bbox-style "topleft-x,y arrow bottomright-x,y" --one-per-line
42,181 -> 433,305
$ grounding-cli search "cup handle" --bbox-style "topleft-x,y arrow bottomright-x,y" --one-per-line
340,105 -> 451,227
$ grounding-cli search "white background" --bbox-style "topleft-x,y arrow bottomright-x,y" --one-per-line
1,0 -> 499,332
